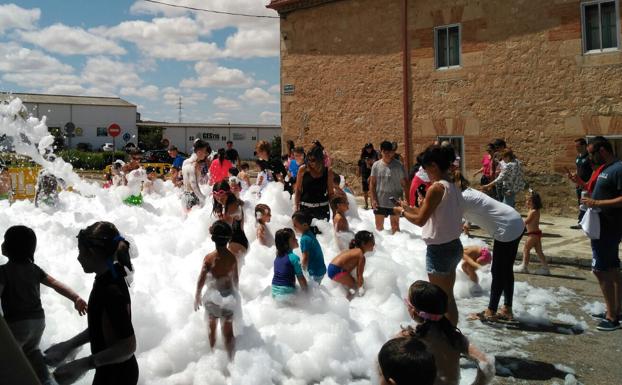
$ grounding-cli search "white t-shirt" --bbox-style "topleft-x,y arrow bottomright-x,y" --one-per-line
462,188 -> 524,242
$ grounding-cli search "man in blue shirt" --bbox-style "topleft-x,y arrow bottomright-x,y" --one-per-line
581,136 -> 622,331
167,146 -> 185,186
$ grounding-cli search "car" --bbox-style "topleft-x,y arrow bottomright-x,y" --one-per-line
102,143 -> 114,152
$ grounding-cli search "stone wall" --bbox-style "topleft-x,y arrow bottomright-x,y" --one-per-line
278,0 -> 622,212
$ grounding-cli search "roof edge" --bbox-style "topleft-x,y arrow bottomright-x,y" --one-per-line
266,0 -> 343,14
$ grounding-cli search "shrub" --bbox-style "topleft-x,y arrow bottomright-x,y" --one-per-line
57,150 -> 126,170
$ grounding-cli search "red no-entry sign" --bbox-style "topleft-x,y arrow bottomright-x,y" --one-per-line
108,123 -> 121,137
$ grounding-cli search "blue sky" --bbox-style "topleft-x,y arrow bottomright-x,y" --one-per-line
0,1 -> 281,124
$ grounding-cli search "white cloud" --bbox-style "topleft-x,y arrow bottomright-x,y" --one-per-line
268,84 -> 280,93
2,72 -> 81,90
211,112 -> 230,122
162,87 -> 207,106
260,111 -> 279,123
213,96 -> 240,110
20,24 -> 126,55
223,27 -> 279,58
120,85 -> 160,100
0,42 -> 72,74
239,87 -> 278,105
0,4 -> 40,34
81,57 -> 142,94
180,62 -> 253,88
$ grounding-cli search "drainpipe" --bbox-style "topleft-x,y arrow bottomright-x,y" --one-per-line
401,0 -> 411,171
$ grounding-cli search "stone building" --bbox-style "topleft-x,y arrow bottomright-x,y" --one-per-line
267,0 -> 622,211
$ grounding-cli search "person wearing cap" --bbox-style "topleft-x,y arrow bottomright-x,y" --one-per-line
369,141 -> 408,233
357,143 -> 379,210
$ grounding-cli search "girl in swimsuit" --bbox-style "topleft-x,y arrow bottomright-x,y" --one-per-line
327,231 -> 374,300
212,181 -> 248,257
515,190 -> 550,275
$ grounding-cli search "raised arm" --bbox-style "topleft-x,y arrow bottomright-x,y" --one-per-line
42,275 -> 87,316
396,182 -> 444,227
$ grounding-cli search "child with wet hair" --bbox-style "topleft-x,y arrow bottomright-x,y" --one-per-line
237,163 -> 251,190
327,231 -> 375,300
378,336 -> 437,385
255,203 -> 274,247
0,225 -> 87,384
401,281 -> 493,385
271,228 -> 308,299
331,196 -> 350,233
194,220 -> 239,360
292,211 -> 326,283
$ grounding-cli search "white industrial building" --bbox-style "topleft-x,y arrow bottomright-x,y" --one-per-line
138,122 -> 281,159
13,93 -> 138,151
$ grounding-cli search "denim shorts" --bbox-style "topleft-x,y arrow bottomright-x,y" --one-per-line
426,239 -> 463,275
591,237 -> 621,272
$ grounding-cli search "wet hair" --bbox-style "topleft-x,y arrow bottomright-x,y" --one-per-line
406,281 -> 465,350
217,148 -> 226,163
333,173 -> 342,185
574,138 -> 587,146
211,181 -> 237,217
306,144 -> 325,165
255,140 -> 271,155
194,139 -> 208,152
492,138 -> 506,149
210,220 -> 232,247
255,203 -> 270,224
453,170 -> 470,192
146,166 -> 156,174
331,196 -> 348,207
528,190 -> 543,210
501,148 -> 516,161
240,163 -> 249,171
590,135 -> 613,154
291,211 -> 321,235
229,167 -> 239,177
77,221 -> 133,275
293,146 -> 305,155
275,228 -> 295,256
349,230 -> 374,250
378,336 -> 437,385
2,225 -> 37,263
418,145 -> 452,172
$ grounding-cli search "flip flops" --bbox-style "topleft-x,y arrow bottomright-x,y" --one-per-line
468,311 -> 498,322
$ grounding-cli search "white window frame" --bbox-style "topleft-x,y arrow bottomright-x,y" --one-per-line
434,24 -> 462,70
581,0 -> 621,54
437,135 -> 466,173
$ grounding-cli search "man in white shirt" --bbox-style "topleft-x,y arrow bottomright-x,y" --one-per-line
182,139 -> 209,211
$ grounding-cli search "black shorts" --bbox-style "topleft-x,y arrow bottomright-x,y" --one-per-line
374,207 -> 395,217
362,178 -> 370,192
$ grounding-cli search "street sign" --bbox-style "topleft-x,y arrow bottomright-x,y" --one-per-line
64,122 -> 75,134
122,132 -> 131,142
107,123 -> 121,137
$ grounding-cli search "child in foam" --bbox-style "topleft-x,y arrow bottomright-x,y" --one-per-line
400,281 -> 493,385
515,190 -> 551,275
271,228 -> 308,299
461,245 -> 492,285
327,231 -> 375,300
0,226 -> 87,385
378,336 -> 437,385
237,163 -> 251,191
255,203 -> 274,247
194,221 -> 239,360
292,211 -> 327,283
45,222 -> 138,385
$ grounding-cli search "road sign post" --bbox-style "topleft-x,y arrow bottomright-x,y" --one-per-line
64,122 -> 75,149
108,123 -> 121,151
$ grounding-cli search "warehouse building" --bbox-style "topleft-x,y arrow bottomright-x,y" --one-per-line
10,93 -> 138,151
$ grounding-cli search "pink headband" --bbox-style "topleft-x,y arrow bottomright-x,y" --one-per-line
404,298 -> 444,321
477,246 -> 492,264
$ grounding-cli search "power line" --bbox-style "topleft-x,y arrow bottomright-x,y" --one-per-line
144,0 -> 280,19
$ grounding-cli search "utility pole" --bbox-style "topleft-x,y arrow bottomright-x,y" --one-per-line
178,96 -> 183,123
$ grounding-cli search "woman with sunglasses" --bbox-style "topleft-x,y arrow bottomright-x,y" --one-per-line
212,181 -> 248,257
294,143 -> 335,222
44,222 -> 138,385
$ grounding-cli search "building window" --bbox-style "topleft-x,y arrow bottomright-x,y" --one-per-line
96,127 -> 107,137
582,0 -> 620,53
434,24 -> 461,69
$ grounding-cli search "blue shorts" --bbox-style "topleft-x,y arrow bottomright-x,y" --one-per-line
591,237 -> 621,272
327,263 -> 349,280
426,239 -> 463,275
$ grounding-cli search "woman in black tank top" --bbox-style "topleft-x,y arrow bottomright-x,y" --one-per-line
294,144 -> 335,221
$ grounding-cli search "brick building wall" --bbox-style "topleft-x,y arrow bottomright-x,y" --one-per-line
272,0 -> 622,213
